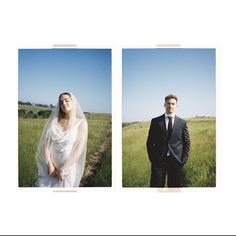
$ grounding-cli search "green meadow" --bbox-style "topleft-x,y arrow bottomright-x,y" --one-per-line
18,107 -> 111,187
18,104 -> 53,113
122,118 -> 216,187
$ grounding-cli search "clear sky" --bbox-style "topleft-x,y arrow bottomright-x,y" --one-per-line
122,48 -> 216,122
19,49 -> 111,113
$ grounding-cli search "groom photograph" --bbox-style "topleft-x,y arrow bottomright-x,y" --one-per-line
146,94 -> 190,187
122,48 -> 215,188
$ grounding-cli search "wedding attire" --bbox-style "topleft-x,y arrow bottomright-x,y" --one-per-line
35,93 -> 88,187
146,113 -> 190,187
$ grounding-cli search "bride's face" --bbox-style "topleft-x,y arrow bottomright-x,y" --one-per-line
59,94 -> 73,113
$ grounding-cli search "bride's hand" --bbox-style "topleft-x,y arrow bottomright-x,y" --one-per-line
57,172 -> 65,181
57,168 -> 65,181
48,163 -> 56,177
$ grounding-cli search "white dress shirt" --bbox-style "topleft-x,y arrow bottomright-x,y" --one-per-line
165,113 -> 175,130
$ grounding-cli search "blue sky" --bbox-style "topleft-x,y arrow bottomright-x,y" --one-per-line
122,48 -> 216,122
19,49 -> 111,113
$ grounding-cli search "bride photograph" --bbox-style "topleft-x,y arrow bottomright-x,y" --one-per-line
18,48 -> 111,188
36,92 -> 88,187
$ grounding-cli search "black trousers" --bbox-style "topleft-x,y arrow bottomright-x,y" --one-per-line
150,157 -> 184,187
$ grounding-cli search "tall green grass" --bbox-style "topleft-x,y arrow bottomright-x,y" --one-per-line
18,113 -> 111,187
122,118 -> 216,187
89,136 -> 112,187
183,119 -> 216,187
18,119 -> 45,186
84,114 -> 112,187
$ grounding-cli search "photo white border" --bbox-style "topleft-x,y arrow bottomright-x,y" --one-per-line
1,0 -> 236,234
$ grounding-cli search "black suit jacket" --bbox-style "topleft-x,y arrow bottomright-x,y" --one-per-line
146,114 -> 190,166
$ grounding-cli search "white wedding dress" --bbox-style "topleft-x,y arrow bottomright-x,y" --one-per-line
35,93 -> 88,188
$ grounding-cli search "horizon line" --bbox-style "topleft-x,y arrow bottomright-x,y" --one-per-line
123,116 -> 216,123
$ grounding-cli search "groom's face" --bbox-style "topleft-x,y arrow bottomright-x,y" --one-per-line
164,98 -> 177,115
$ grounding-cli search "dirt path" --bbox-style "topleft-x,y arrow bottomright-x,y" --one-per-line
80,128 -> 111,187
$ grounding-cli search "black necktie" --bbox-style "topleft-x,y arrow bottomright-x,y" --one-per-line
167,116 -> 173,139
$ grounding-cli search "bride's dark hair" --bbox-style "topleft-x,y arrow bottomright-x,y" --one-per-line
58,92 -> 72,119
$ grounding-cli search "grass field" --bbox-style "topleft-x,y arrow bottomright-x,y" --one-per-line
18,110 -> 111,187
18,104 -> 53,113
122,118 -> 216,187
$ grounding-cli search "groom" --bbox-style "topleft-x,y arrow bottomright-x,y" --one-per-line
146,94 -> 190,187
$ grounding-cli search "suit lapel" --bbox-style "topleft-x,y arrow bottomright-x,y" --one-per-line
158,114 -> 179,140
171,115 -> 179,137
158,114 -> 167,140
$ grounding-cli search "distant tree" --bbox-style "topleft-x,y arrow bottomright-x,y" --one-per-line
25,102 -> 32,106
18,101 -> 33,106
18,100 -> 54,108
38,110 -> 52,118
34,103 -> 48,108
26,110 -> 34,118
38,110 -> 43,117
33,114 -> 38,119
18,109 -> 27,118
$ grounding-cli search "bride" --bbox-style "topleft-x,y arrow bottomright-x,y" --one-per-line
35,92 -> 88,187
